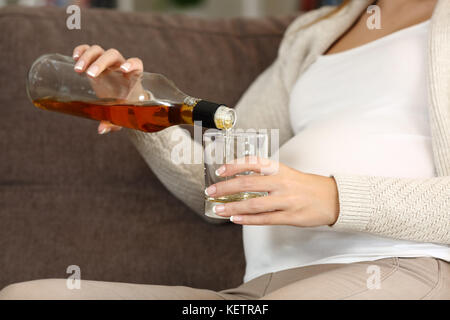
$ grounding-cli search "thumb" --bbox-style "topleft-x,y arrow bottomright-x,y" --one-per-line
98,121 -> 122,134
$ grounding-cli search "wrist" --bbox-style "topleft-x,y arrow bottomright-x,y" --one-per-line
327,176 -> 340,226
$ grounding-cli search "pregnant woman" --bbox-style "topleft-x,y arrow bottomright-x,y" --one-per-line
1,0 -> 449,299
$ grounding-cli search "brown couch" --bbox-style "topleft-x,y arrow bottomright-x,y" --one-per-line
0,5 -> 294,291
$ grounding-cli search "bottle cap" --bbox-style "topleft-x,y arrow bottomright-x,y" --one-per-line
214,106 -> 236,130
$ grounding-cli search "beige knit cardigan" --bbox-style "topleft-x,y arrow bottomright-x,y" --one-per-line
128,0 -> 450,245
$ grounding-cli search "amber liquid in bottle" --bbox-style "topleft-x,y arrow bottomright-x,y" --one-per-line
33,97 -> 199,133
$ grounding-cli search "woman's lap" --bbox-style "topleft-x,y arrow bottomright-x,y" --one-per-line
0,257 -> 447,300
260,257 -> 448,299
0,279 -> 227,300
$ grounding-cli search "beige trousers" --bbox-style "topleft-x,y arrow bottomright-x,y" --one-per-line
0,258 -> 448,300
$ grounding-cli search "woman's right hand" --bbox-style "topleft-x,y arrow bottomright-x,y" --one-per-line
72,44 -> 144,135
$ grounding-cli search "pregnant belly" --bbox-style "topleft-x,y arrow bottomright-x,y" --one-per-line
274,120 -> 435,179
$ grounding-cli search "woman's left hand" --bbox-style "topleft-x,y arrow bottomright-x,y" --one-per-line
205,157 -> 340,227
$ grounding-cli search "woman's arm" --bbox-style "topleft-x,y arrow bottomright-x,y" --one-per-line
332,174 -> 450,244
126,127 -> 206,216
208,159 -> 450,245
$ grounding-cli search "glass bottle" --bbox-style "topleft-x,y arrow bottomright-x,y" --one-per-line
26,54 -> 236,132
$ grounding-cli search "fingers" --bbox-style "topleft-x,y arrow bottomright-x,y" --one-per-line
72,45 -> 144,78
205,175 -> 274,198
85,48 -> 126,78
74,45 -> 105,73
120,57 -> 144,73
229,211 -> 286,225
216,156 -> 279,177
98,121 -> 122,135
73,44 -> 90,60
213,195 -> 286,217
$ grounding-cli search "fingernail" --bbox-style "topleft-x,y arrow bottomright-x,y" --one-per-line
73,52 -> 80,59
87,65 -> 99,77
215,166 -> 226,176
213,205 -> 225,214
99,127 -> 110,135
205,185 -> 216,196
120,62 -> 131,72
230,216 -> 242,223
74,60 -> 85,71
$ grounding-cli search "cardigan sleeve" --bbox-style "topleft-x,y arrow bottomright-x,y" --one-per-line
331,174 -> 450,245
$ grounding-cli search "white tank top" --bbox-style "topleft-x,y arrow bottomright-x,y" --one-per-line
243,20 -> 449,283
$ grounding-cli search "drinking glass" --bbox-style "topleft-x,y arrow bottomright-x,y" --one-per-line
203,130 -> 269,219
